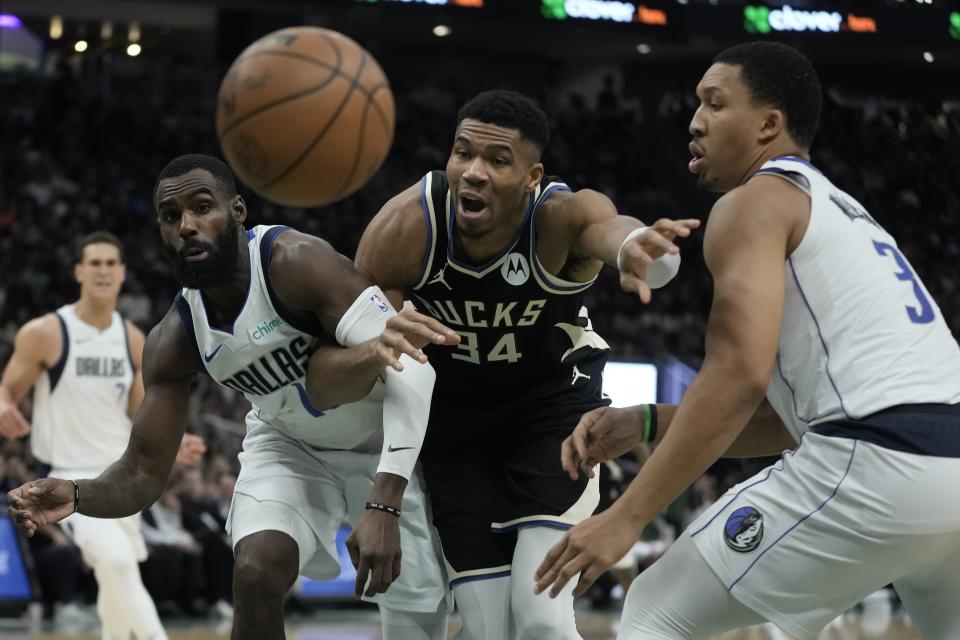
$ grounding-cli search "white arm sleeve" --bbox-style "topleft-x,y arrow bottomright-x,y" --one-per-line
335,286 -> 435,480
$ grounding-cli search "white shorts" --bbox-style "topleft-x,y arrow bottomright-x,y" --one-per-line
62,512 -> 148,566
689,433 -> 960,639
50,467 -> 148,566
228,423 -> 450,614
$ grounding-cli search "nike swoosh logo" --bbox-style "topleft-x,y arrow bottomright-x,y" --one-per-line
203,344 -> 223,363
387,445 -> 415,453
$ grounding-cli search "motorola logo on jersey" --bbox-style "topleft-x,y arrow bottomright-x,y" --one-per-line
76,357 -> 126,378
218,336 -> 311,396
501,253 -> 530,286
724,506 -> 764,553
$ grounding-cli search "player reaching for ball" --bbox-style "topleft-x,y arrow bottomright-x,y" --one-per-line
9,155 -> 458,640
305,89 -> 700,640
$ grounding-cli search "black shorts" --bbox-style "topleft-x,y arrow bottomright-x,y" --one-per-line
421,422 -> 599,586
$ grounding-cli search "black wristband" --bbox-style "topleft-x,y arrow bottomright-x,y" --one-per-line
70,479 -> 80,514
365,501 -> 401,518
648,403 -> 658,443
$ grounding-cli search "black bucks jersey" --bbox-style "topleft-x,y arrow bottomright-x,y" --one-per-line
407,171 -> 611,448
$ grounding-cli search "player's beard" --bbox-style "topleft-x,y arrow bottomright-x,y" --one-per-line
166,217 -> 241,289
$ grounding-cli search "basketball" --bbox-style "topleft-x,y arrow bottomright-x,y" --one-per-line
215,26 -> 395,207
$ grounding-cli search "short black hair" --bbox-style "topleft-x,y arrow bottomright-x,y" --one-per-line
77,231 -> 124,264
457,90 -> 550,152
713,41 -> 822,149
153,154 -> 237,202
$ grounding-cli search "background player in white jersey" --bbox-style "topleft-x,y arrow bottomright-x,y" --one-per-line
0,231 -> 205,640
7,155 -> 459,640
535,41 -> 960,640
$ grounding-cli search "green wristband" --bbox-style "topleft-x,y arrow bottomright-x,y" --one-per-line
641,404 -> 658,443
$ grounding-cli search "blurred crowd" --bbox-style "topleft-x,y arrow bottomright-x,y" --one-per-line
0,45 -> 957,619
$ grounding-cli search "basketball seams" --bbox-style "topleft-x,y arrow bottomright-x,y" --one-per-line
332,84 -> 373,202
367,84 -> 393,140
231,48 -> 392,130
258,37 -> 368,192
217,68 -> 342,140
218,27 -> 395,206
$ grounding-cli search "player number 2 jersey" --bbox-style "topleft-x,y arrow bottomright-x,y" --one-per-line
756,157 -> 960,439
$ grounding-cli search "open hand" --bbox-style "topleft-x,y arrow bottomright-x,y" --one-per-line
534,508 -> 643,599
373,308 -> 460,372
618,218 -> 700,303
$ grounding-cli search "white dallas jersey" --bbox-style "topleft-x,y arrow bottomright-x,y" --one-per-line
175,225 -> 385,450
760,157 -> 960,439
32,305 -> 135,472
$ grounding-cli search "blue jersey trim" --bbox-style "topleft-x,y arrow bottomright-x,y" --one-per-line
245,228 -> 255,241
491,520 -> 573,533
788,259 -> 850,419
774,354 -> 809,425
691,440 -> 804,538
120,316 -> 137,374
728,441 -> 858,590
448,570 -> 512,588
173,294 -> 201,359
293,382 -> 324,418
413,174 -> 434,286
48,313 -> 70,393
770,155 -> 820,172
529,184 -> 593,292
260,226 -> 325,337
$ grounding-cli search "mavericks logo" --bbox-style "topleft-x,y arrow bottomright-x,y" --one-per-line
724,506 -> 764,553
501,252 -> 530,286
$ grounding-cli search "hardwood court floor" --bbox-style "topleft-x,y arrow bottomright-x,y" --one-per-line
0,610 -> 921,640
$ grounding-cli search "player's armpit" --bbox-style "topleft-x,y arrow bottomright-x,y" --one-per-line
724,399 -> 797,458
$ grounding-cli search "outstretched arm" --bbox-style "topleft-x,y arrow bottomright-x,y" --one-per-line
8,308 -> 200,532
549,189 -> 700,301
304,183 -> 457,410
561,399 -> 796,481
535,177 -> 805,598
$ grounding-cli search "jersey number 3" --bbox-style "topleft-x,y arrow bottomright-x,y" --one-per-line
873,241 -> 934,324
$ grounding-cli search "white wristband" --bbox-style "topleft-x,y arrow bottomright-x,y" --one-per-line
616,226 -> 648,271
616,226 -> 681,289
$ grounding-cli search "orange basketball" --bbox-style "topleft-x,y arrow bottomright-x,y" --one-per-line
216,26 -> 395,207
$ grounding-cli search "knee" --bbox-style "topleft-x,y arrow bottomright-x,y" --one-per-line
512,596 -> 575,640
233,533 -> 298,602
93,546 -> 139,581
